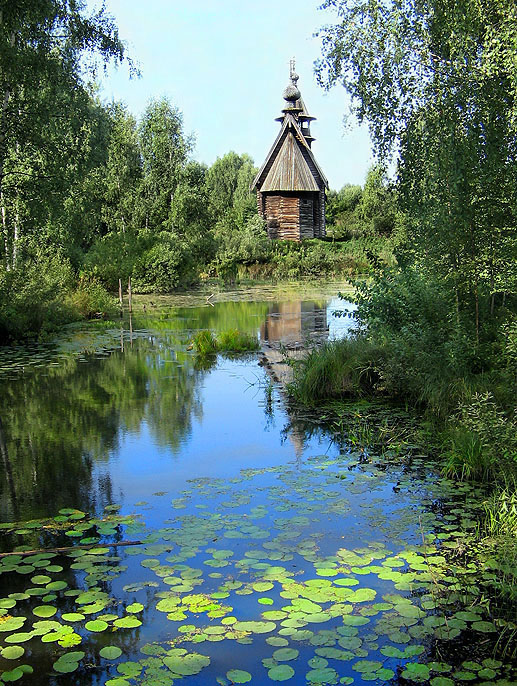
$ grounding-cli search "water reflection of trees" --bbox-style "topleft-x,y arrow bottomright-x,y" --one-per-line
0,337 -> 206,522
0,297 -> 333,522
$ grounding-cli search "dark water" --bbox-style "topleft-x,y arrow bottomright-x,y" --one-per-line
0,287 -> 514,685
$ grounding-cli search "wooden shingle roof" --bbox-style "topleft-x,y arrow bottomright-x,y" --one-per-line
260,132 -> 319,191
252,114 -> 329,192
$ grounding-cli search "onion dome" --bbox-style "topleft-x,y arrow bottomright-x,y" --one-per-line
283,82 -> 301,102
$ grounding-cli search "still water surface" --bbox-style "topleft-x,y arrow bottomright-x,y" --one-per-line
0,285 -> 511,685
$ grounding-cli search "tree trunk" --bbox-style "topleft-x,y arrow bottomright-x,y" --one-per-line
474,272 -> 480,346
12,199 -> 19,268
0,14 -> 15,231
1,191 -> 7,270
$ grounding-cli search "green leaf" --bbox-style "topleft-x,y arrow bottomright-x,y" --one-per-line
33,605 -> 57,618
226,669 -> 252,683
1,645 -> 25,660
85,619 -> 108,632
401,664 -> 430,682
126,602 -> 144,613
100,646 -> 123,659
269,665 -> 295,681
273,648 -> 299,661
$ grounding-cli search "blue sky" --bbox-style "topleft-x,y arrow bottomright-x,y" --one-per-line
86,0 -> 374,190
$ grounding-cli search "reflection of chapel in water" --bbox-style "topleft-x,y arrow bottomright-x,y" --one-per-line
261,301 -> 329,345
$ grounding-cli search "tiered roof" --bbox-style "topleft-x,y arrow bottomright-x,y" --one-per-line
252,63 -> 328,193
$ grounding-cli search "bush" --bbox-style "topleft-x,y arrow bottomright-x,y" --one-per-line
65,277 -> 116,319
82,232 -> 145,290
132,233 -> 198,293
0,253 -> 76,342
443,392 -> 517,479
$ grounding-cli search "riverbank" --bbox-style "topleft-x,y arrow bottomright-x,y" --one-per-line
0,233 -> 386,344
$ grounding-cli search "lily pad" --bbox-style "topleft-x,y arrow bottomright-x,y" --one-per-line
114,616 -> 142,629
126,602 -> 144,614
233,620 -> 276,634
273,648 -> 299,661
269,665 -> 295,681
33,605 -> 57,618
163,652 -> 210,676
401,663 -> 430,682
85,619 -> 108,632
100,646 -> 123,659
0,617 -> 26,632
227,669 -> 252,683
1,645 -> 25,660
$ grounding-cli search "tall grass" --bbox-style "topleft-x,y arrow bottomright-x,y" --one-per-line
217,329 -> 259,352
191,329 -> 259,355
289,337 -> 387,404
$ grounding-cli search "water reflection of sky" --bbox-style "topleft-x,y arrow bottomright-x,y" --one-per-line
327,297 -> 358,340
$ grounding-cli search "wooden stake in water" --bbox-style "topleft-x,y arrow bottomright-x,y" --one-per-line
119,278 -> 123,317
128,276 -> 133,314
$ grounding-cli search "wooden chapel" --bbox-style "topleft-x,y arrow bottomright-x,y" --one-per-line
252,61 -> 328,240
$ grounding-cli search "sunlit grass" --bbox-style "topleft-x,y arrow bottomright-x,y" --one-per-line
191,329 -> 259,355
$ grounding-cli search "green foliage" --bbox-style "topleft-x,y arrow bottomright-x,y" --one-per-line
132,233 -> 198,293
82,232 -> 146,290
317,0 -> 517,339
326,166 -> 400,241
290,337 -> 387,404
205,152 -> 256,222
442,431 -> 489,481
101,103 -> 142,235
192,330 -> 219,355
65,278 -> 116,320
443,393 -> 517,479
0,0 -> 129,271
484,490 -> 517,538
0,253 -> 72,342
217,329 -> 260,352
192,329 -> 259,355
0,253 -> 113,342
139,98 -> 193,231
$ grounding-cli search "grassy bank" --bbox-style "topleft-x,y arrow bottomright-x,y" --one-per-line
288,266 -> 517,606
289,333 -> 517,480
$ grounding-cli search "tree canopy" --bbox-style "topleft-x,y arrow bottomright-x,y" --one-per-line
316,0 -> 517,337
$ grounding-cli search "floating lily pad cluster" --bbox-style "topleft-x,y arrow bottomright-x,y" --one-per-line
1,451 -> 516,684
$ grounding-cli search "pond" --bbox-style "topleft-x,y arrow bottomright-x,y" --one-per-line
0,283 -> 514,685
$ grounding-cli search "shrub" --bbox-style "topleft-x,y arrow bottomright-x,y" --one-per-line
0,253 -> 76,342
82,232 -> 144,290
132,233 -> 198,293
65,277 -> 116,319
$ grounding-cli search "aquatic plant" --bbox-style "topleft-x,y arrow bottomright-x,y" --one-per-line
191,329 -> 259,355
191,330 -> 218,355
289,337 -> 386,404
217,329 -> 259,352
